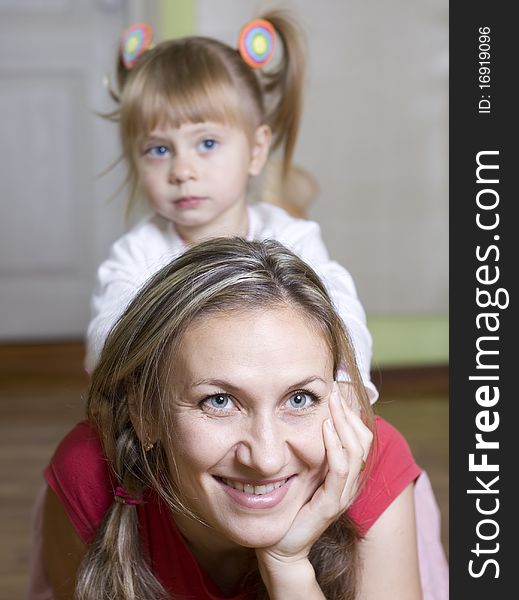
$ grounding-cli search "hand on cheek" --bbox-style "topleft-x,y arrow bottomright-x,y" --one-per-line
256,383 -> 373,565
323,382 -> 372,507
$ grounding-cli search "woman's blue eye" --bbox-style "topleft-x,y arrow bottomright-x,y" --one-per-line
203,394 -> 234,411
147,145 -> 169,157
287,391 -> 316,410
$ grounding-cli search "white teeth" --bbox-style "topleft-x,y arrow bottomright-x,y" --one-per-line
221,478 -> 287,495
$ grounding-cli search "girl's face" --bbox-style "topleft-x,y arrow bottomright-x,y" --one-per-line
137,121 -> 270,243
164,306 -> 334,551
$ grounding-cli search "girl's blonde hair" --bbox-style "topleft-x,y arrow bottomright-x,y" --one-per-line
108,11 -> 306,215
76,238 -> 374,600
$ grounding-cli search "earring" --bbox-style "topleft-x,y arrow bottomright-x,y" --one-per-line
143,436 -> 154,452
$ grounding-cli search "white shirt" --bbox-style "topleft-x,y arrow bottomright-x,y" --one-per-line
85,203 -> 378,403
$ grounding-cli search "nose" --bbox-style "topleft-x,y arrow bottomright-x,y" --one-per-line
234,415 -> 291,478
169,153 -> 196,184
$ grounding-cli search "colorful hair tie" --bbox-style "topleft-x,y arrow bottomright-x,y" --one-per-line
114,485 -> 142,505
238,18 -> 276,69
121,23 -> 153,69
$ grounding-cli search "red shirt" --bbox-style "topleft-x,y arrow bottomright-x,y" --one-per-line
45,416 -> 420,599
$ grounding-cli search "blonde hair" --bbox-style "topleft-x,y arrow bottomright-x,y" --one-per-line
108,11 -> 306,215
76,238 -> 374,600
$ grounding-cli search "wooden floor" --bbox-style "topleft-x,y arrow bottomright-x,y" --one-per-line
0,343 -> 448,599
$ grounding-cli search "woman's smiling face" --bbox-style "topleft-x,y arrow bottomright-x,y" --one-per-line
164,305 -> 335,550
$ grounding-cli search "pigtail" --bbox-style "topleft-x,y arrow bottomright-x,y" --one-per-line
113,52 -> 132,104
101,20 -> 153,123
99,48 -> 133,124
259,10 -> 306,176
308,516 -> 361,600
74,427 -> 168,600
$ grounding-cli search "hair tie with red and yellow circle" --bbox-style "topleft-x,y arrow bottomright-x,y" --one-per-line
238,19 -> 276,69
121,23 -> 154,70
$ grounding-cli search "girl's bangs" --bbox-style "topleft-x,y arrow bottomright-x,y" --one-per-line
134,77 -> 250,136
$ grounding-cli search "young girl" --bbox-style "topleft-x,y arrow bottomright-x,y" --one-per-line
85,12 -> 377,408
43,238 -> 422,600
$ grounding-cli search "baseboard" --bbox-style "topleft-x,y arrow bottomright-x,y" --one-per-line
0,340 -> 86,379
371,365 -> 448,398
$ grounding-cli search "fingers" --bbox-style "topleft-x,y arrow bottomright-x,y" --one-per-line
336,380 -> 361,416
333,382 -> 373,463
323,383 -> 373,509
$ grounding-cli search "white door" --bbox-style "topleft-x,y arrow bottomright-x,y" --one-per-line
0,0 -> 133,340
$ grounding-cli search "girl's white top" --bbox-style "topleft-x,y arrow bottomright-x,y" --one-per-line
85,203 -> 378,403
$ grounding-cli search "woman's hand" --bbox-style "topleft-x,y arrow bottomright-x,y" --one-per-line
255,382 -> 373,596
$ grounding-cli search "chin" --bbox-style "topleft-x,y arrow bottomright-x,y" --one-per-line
225,520 -> 294,549
232,533 -> 287,549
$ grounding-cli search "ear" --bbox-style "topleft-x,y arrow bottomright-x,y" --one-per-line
248,124 -> 272,176
127,388 -> 159,446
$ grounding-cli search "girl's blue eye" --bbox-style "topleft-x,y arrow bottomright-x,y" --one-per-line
147,145 -> 169,157
199,138 -> 218,152
202,394 -> 235,411
287,391 -> 317,410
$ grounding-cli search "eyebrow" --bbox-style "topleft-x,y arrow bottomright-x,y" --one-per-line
183,121 -> 226,132
190,375 -> 327,392
142,134 -> 170,145
149,122 -> 225,135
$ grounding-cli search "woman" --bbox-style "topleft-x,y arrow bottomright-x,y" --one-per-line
42,238 -> 422,599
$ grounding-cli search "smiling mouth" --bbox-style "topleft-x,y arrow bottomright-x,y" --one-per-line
216,476 -> 291,495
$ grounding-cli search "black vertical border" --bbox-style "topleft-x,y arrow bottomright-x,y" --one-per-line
450,2 -> 515,597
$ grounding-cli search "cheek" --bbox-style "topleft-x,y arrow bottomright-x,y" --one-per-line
214,155 -> 249,185
138,173 -> 155,200
290,416 -> 327,469
141,162 -> 167,187
168,416 -> 233,472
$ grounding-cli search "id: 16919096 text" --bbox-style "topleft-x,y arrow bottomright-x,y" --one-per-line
478,26 -> 491,114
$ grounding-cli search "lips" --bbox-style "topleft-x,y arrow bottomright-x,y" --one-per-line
219,477 -> 289,495
215,475 -> 294,509
174,196 -> 205,209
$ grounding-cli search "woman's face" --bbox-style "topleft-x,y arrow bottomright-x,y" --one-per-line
164,305 -> 335,550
